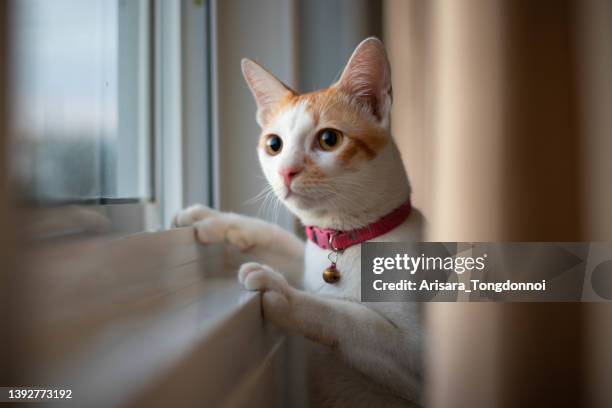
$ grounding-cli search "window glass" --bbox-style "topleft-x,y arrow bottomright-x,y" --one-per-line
12,0 -> 151,204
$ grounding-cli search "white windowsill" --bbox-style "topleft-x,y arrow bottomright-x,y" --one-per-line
22,227 -> 286,408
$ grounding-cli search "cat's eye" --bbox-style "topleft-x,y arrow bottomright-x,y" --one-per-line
264,134 -> 283,155
317,128 -> 343,151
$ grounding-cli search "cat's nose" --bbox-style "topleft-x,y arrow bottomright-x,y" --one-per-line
280,166 -> 303,188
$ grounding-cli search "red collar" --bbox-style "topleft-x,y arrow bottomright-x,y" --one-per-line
305,199 -> 412,251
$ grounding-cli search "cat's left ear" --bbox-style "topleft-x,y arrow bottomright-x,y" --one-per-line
241,58 -> 295,127
335,37 -> 392,122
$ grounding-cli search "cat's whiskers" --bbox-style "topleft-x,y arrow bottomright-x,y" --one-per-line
245,183 -> 274,205
247,183 -> 279,220
263,189 -> 280,219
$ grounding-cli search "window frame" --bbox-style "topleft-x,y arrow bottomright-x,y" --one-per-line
15,0 -> 215,238
154,0 -> 214,230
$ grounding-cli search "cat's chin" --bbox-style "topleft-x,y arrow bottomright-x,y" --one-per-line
282,190 -> 318,210
283,191 -> 306,204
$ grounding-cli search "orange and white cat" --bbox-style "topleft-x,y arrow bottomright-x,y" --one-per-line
174,38 -> 424,407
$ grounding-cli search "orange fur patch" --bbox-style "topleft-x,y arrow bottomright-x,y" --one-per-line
308,88 -> 388,167
261,92 -> 299,127
302,156 -> 326,182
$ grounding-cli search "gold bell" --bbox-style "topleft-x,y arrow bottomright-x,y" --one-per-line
323,264 -> 341,284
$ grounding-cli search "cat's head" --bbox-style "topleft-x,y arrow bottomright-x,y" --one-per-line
242,38 -> 409,229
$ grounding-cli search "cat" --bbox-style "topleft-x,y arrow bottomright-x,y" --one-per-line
173,37 -> 424,407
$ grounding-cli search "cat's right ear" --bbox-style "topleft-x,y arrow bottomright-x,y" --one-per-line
335,38 -> 392,123
241,58 -> 294,127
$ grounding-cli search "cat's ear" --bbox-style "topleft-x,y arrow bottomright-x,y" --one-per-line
335,37 -> 392,122
241,58 -> 295,127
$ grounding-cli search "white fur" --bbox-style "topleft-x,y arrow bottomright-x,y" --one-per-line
175,38 -> 423,407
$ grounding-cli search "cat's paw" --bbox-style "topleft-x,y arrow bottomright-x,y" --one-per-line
238,262 -> 289,294
194,214 -> 256,251
174,206 -> 267,251
172,204 -> 217,228
239,263 -> 293,326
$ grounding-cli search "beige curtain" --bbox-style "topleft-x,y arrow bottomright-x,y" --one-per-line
385,0 -> 612,407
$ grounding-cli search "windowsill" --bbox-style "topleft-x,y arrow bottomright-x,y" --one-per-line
52,281 -> 262,407
21,227 -> 285,407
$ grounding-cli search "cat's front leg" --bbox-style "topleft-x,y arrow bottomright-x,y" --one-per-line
173,204 -> 260,251
239,262 -> 422,402
174,205 -> 305,285
173,204 -> 303,254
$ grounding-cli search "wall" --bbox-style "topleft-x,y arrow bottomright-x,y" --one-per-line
213,0 -> 297,231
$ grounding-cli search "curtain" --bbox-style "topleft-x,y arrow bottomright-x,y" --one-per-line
385,0 -> 612,406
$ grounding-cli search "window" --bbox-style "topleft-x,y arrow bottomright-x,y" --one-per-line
12,0 -> 152,204
11,0 -> 213,233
